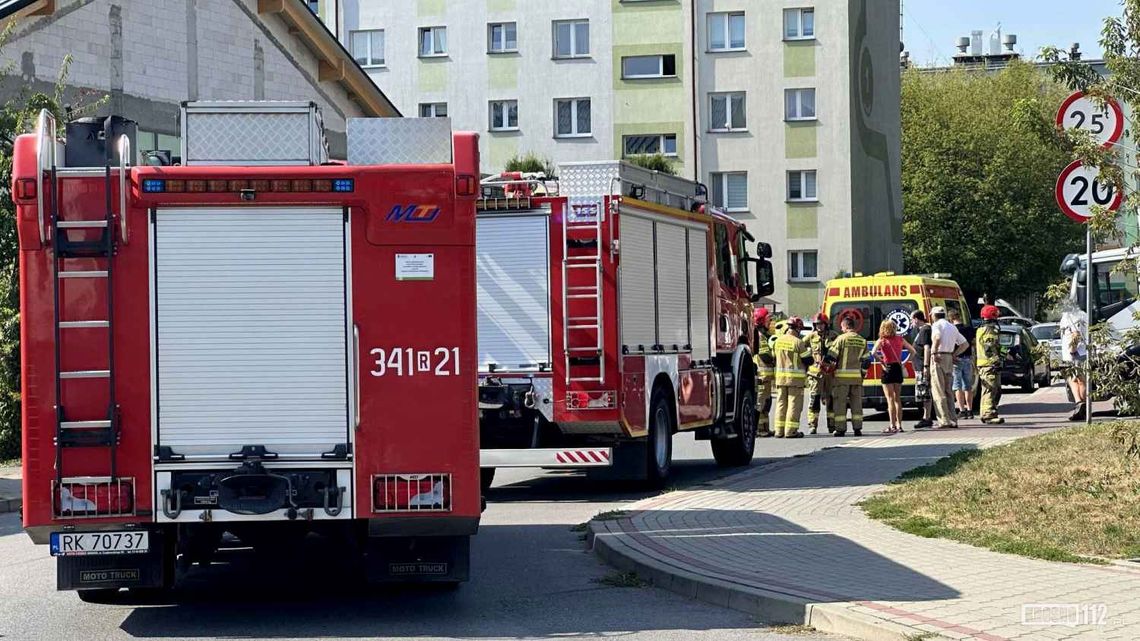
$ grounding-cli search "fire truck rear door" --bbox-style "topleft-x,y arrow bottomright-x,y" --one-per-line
151,207 -> 350,459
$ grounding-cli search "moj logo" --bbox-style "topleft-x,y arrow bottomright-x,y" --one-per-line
387,204 -> 441,223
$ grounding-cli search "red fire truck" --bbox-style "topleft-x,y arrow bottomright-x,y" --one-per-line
476,162 -> 774,486
12,102 -> 482,599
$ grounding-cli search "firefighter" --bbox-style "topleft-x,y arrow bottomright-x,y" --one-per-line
773,316 -> 813,438
976,304 -> 1006,425
752,308 -> 776,438
827,315 -> 869,436
805,312 -> 838,434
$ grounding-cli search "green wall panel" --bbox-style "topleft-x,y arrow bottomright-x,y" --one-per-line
418,61 -> 447,92
786,204 -> 818,239
783,41 -> 816,77
785,122 -> 817,159
487,0 -> 517,11
787,282 -> 823,316
612,0 -> 683,46
417,0 -> 445,17
488,56 -> 518,90
487,136 -> 520,172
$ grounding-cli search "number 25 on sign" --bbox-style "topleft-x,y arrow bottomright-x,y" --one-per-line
1055,161 -> 1121,223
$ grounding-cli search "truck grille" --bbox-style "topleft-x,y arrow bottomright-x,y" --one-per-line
371,473 -> 451,513
52,477 -> 135,519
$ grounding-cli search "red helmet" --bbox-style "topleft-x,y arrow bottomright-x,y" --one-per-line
753,307 -> 770,325
980,305 -> 1000,321
811,312 -> 829,326
786,316 -> 804,332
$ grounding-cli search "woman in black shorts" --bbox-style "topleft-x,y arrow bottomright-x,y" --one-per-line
871,319 -> 916,434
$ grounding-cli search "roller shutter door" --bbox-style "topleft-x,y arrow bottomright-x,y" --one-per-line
655,223 -> 689,351
688,229 -> 712,361
619,215 -> 656,350
153,207 -> 348,458
476,214 -> 551,370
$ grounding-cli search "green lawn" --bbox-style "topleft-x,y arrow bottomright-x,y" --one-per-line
862,422 -> 1140,563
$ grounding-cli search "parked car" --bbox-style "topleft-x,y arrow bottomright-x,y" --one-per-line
999,316 -> 1034,330
999,324 -> 1051,392
1029,322 -> 1062,370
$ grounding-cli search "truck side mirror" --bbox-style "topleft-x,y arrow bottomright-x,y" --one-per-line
752,259 -> 774,301
1075,268 -> 1087,286
755,241 -> 773,259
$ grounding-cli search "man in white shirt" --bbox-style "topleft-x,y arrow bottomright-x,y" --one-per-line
1060,308 -> 1088,421
929,307 -> 969,428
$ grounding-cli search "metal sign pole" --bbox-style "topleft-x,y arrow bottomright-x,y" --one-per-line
1086,223 -> 1093,426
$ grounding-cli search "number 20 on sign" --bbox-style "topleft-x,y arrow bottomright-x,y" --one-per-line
1055,161 -> 1121,223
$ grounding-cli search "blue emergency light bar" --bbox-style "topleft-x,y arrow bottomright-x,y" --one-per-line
139,178 -> 354,194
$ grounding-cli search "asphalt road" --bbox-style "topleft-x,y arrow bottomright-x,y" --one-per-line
0,430 -> 847,641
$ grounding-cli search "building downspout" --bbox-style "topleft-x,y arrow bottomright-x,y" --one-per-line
690,0 -> 699,182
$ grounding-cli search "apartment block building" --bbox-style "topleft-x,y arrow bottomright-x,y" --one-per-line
317,0 -> 901,313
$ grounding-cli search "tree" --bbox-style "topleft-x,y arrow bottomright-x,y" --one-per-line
901,61 -> 1082,309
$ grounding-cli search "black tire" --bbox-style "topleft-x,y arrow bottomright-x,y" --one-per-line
646,387 -> 674,486
712,386 -> 756,467
77,588 -> 120,603
1021,366 -> 1035,393
479,467 -> 496,492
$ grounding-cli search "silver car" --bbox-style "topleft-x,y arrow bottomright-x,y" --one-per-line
1030,322 -> 1062,370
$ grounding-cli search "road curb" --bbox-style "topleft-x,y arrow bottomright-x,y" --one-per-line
588,514 -> 942,641
0,497 -> 21,515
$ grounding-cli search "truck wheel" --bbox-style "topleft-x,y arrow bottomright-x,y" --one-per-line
711,386 -> 756,467
480,467 -> 496,491
646,387 -> 674,485
1021,366 -> 1036,393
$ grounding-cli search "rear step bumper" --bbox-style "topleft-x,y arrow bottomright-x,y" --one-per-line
480,448 -> 612,468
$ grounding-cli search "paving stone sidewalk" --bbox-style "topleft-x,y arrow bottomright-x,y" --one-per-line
0,465 -> 21,514
591,387 -> 1140,641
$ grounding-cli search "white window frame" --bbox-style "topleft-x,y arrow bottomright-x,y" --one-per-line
554,98 -> 592,138
350,29 -> 385,68
488,22 -> 518,54
553,19 -> 590,58
418,26 -> 448,57
709,92 -> 746,132
789,250 -> 819,282
622,133 -> 678,158
787,170 -> 818,202
489,99 -> 519,132
784,88 -> 816,121
783,8 -> 815,41
710,171 -> 749,213
707,11 -> 746,52
621,54 -> 676,79
419,102 -> 447,118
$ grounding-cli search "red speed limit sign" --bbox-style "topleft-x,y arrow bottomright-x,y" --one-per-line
1056,91 -> 1124,148
1055,160 -> 1121,223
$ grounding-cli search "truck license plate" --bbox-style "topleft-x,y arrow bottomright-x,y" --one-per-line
50,531 -> 149,557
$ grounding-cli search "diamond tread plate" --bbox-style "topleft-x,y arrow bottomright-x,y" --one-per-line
347,118 -> 453,166
185,112 -> 316,164
559,161 -> 622,198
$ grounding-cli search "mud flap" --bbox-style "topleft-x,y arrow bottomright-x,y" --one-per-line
57,529 -> 172,591
364,536 -> 470,583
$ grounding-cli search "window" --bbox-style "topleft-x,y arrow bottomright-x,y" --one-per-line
419,102 -> 447,118
350,30 -> 385,67
555,98 -> 591,137
784,88 -> 816,121
553,20 -> 589,58
787,170 -> 818,202
708,12 -> 745,51
710,172 -> 748,212
307,0 -> 320,14
623,134 -> 677,157
714,224 -> 733,285
488,22 -> 517,53
784,8 -> 814,40
621,54 -> 676,79
489,100 -> 519,131
419,26 -> 447,57
789,250 -> 819,282
709,92 -> 746,131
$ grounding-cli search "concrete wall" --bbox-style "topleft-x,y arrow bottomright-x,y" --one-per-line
0,0 -> 372,158
341,0 -> 614,171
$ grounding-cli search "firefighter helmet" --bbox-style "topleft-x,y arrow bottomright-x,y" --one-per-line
810,312 -> 829,327
980,305 -> 1001,321
753,307 -> 770,326
786,316 -> 804,332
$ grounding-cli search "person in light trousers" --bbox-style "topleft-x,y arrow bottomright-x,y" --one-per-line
929,306 -> 968,429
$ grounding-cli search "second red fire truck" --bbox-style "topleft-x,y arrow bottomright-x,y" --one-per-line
14,102 -> 482,599
476,162 -> 774,485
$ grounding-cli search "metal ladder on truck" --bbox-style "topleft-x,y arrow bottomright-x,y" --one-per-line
38,110 -> 131,495
561,200 -> 605,385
